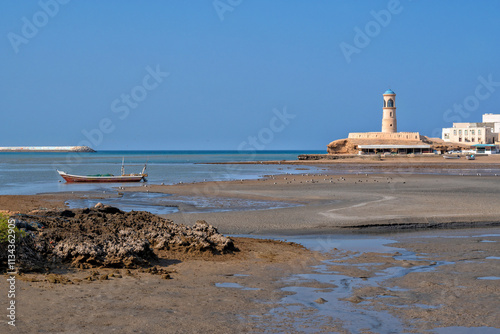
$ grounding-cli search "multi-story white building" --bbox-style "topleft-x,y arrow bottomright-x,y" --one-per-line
442,114 -> 500,144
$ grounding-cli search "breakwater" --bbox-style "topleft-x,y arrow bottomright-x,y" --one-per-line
0,146 -> 95,152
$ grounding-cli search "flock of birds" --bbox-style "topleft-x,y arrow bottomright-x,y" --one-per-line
109,171 -> 498,193
265,173 -> 400,185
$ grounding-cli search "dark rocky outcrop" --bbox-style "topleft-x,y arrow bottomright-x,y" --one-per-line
1,206 -> 237,272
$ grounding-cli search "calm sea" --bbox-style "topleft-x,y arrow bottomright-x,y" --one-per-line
0,150 -> 324,195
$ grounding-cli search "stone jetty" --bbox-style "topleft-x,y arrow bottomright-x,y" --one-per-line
0,146 -> 95,152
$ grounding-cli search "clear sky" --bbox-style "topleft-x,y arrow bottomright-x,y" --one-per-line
1,0 -> 499,150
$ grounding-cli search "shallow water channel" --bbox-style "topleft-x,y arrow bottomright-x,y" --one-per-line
66,191 -> 298,215
223,232 -> 500,333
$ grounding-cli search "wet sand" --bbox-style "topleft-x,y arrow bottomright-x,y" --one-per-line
0,192 -> 116,214
288,229 -> 500,333
122,173 -> 500,235
2,238 -> 326,333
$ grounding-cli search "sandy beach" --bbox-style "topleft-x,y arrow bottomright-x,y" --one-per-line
124,170 -> 500,235
1,160 -> 499,333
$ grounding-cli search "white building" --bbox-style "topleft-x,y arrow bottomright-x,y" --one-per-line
442,114 -> 500,144
483,113 -> 500,134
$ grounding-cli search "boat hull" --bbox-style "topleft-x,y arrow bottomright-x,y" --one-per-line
57,171 -> 145,183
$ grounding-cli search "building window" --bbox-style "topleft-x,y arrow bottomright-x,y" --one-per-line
390,112 -> 393,117
471,130 -> 475,135
388,99 -> 394,107
465,130 -> 468,135
453,130 -> 457,135
459,130 -> 462,135
384,100 -> 386,107
472,137 -> 475,142
478,129 -> 482,135
390,124 -> 393,127
459,138 -> 462,142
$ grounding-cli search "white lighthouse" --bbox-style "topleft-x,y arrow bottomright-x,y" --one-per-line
381,89 -> 397,133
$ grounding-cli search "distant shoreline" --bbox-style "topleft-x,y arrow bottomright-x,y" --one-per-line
0,146 -> 95,153
204,153 -> 500,165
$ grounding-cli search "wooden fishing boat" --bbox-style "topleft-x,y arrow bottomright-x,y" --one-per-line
57,159 -> 147,183
443,155 -> 460,159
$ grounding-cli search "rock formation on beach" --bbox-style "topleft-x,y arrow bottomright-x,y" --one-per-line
1,205 -> 237,272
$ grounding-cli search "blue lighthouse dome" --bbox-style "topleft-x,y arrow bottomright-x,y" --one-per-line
384,89 -> 395,95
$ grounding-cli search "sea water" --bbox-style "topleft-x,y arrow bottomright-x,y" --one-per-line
0,150 -> 323,195
3,150 -> 500,196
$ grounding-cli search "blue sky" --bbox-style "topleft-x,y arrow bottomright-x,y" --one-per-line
1,0 -> 499,150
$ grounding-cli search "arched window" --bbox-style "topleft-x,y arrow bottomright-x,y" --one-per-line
388,99 -> 394,107
384,100 -> 386,107
390,112 -> 393,117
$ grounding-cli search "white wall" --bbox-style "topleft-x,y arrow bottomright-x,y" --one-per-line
483,114 -> 500,133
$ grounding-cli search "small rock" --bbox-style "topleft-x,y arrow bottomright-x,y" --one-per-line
47,275 -> 58,284
161,274 -> 171,280
314,298 -> 328,304
346,295 -> 364,304
401,260 -> 413,267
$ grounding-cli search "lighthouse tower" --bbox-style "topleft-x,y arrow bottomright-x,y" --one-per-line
381,89 -> 397,133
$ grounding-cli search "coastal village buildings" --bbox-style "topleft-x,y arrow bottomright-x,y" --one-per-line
325,89 -> 471,156
441,113 -> 500,145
